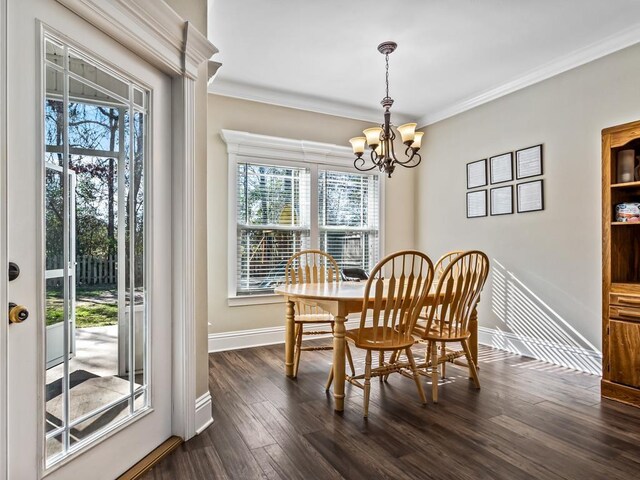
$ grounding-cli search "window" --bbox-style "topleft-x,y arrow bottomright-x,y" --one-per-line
235,163 -> 311,295
319,169 -> 379,272
224,131 -> 383,303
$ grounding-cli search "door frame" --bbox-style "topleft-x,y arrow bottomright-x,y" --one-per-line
0,1 -> 217,477
0,0 -> 8,477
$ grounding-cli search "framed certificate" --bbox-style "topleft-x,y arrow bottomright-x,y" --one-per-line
516,144 -> 543,179
466,190 -> 487,218
490,152 -> 513,184
517,179 -> 544,213
467,159 -> 487,189
490,185 -> 513,216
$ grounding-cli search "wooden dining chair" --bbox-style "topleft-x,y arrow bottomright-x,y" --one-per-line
435,251 -> 464,280
285,250 -> 355,379
341,250 -> 434,417
414,250 -> 489,403
432,250 -> 463,378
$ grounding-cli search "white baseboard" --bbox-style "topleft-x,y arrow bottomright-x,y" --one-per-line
209,323 -> 603,376
478,326 -> 602,375
208,317 -> 364,353
194,391 -> 213,435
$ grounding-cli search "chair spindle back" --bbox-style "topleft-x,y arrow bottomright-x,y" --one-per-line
422,250 -> 489,339
434,251 -> 464,280
358,251 -> 434,345
285,250 -> 340,316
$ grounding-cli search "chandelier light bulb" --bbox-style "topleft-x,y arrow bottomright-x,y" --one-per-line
349,136 -> 366,156
363,127 -> 383,148
411,131 -> 424,150
397,123 -> 417,145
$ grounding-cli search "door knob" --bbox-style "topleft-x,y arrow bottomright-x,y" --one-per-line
8,303 -> 28,324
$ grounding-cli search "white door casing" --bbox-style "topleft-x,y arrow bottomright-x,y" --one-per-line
0,0 -> 8,478
1,0 -> 217,478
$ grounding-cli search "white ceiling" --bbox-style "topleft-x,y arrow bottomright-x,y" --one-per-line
208,0 -> 640,126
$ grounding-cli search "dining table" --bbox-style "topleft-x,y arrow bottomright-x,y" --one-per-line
274,281 -> 480,412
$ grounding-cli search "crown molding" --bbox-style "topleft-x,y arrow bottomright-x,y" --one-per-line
220,129 -> 354,166
212,18 -> 640,128
418,22 -> 640,127
209,78 -> 415,125
56,0 -> 218,79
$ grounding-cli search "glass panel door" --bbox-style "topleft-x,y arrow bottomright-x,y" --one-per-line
45,165 -> 76,369
43,33 -> 149,466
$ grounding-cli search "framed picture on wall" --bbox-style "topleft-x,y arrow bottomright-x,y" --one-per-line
467,159 -> 487,189
467,190 -> 487,218
516,144 -> 543,179
517,179 -> 544,213
490,185 -> 513,216
489,152 -> 513,184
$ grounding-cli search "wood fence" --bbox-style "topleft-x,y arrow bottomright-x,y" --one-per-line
46,255 -> 130,286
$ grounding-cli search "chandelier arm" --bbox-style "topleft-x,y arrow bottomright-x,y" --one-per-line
396,148 -> 422,167
371,148 -> 384,166
354,156 -> 380,172
388,130 -> 399,162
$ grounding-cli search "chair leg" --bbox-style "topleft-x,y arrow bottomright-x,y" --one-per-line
462,339 -> 481,389
384,350 -> 399,382
430,341 -> 438,403
406,347 -> 427,405
379,351 -> 385,383
325,364 -> 334,391
425,342 -> 432,367
346,343 -> 356,377
363,350 -> 372,418
440,342 -> 446,378
293,323 -> 303,378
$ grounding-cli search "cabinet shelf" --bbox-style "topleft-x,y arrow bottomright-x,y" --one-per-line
611,181 -> 640,189
603,120 -> 640,408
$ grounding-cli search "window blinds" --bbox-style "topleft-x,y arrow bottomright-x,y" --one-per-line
236,163 -> 311,295
319,169 -> 380,274
235,162 -> 380,296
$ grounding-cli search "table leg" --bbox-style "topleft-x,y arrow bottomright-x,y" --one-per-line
332,314 -> 346,412
285,299 -> 295,377
469,304 -> 479,371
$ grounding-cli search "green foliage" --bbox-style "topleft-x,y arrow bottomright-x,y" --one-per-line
75,303 -> 118,328
46,287 -> 118,328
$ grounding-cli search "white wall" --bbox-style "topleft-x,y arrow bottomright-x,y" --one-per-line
207,94 -> 416,337
417,43 -> 640,374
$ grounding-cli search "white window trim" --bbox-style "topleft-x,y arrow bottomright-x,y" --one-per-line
222,129 -> 386,307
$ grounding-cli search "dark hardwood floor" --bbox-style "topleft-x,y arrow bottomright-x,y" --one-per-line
143,342 -> 640,480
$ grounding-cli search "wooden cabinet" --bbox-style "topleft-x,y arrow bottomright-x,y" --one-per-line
609,320 -> 640,387
602,120 -> 640,407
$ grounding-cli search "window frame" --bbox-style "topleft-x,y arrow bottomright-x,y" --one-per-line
223,130 -> 385,306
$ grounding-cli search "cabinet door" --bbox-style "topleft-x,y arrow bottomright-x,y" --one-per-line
610,320 -> 640,387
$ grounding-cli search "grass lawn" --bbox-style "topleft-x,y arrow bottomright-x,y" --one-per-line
46,286 -> 118,328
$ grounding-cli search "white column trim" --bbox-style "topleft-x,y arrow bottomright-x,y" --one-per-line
195,392 -> 213,435
171,77 -> 198,439
54,0 -> 218,441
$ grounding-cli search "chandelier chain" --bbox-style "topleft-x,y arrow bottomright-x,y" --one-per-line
385,53 -> 390,100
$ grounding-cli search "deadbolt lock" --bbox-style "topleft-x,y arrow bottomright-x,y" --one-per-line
8,303 -> 28,324
8,262 -> 20,281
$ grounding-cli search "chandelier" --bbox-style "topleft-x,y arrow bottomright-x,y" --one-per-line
349,41 -> 423,178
